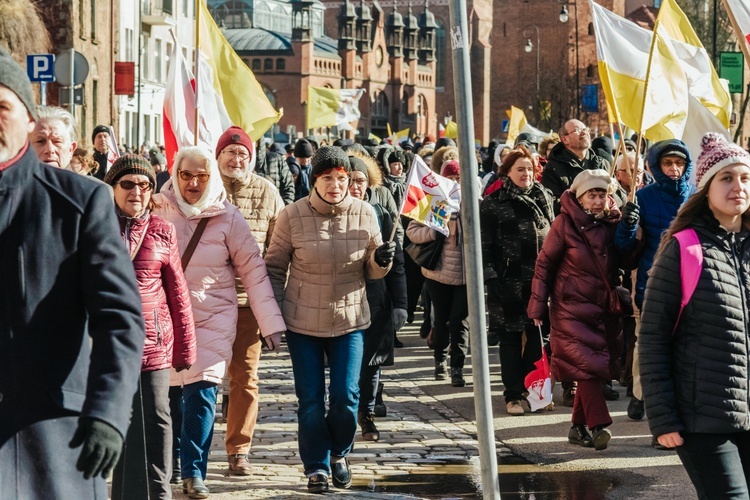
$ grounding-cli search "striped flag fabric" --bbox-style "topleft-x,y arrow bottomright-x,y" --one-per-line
400,155 -> 461,236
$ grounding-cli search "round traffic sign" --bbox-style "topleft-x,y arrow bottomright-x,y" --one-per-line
54,50 -> 89,86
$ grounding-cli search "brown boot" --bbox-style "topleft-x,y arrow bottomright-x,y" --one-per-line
227,454 -> 253,476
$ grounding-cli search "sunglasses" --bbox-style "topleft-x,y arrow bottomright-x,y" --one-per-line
178,170 -> 211,183
116,180 -> 153,191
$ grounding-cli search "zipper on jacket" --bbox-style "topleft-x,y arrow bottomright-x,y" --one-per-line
18,247 -> 25,303
155,309 -> 162,346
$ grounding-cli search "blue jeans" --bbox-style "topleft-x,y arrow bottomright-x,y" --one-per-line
286,330 -> 364,476
677,431 -> 750,499
178,381 -> 218,480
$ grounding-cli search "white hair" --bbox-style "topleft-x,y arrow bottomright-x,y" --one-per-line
615,152 -> 644,172
34,106 -> 77,144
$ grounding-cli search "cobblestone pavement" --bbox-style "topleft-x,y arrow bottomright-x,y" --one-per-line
169,318 -> 495,499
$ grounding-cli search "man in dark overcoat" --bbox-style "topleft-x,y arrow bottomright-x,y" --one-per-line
0,47 -> 145,499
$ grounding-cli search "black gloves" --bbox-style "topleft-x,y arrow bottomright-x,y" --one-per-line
69,417 -> 123,479
622,201 -> 640,226
485,277 -> 502,301
374,241 -> 396,267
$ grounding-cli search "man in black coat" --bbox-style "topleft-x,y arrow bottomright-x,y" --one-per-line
542,119 -> 610,213
0,47 -> 145,499
255,145 -> 295,204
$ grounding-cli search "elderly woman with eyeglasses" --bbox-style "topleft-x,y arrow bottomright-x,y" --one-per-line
152,146 -> 285,498
104,154 -> 197,499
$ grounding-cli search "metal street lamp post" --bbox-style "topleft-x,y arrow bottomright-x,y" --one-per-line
558,0 -> 580,117
522,24 -> 541,116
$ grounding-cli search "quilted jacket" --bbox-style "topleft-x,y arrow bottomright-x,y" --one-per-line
264,187 -> 390,337
406,214 -> 465,286
222,171 -> 284,308
153,182 -> 286,386
640,210 -> 750,438
117,211 -> 197,372
527,190 -> 622,382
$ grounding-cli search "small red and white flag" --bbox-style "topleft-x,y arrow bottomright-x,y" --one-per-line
105,126 -> 120,172
524,327 -> 553,412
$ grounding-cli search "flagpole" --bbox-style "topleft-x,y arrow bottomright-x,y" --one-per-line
193,0 -> 202,146
721,0 -> 750,142
634,19 -> 661,189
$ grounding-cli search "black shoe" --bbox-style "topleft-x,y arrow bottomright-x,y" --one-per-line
331,457 -> 352,489
602,383 -> 620,401
451,368 -> 466,387
394,336 -> 404,348
627,397 -> 645,420
562,387 -> 576,407
373,382 -> 387,417
307,473 -> 329,493
568,425 -> 593,448
358,411 -> 380,441
407,312 -> 415,323
182,477 -> 209,499
435,361 -> 448,380
591,426 -> 612,451
419,321 -> 431,339
652,436 -> 672,451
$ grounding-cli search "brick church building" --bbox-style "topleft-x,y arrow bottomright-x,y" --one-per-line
208,0 -> 438,141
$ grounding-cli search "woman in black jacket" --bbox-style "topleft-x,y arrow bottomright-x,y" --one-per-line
640,133 -> 750,499
479,145 -> 555,416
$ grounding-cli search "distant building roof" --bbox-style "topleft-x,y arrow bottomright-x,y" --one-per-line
626,5 -> 658,29
222,28 -> 341,59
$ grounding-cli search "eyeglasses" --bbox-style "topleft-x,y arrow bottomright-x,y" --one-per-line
116,180 -> 153,191
222,149 -> 250,161
350,178 -> 368,186
318,175 -> 349,186
661,159 -> 686,168
177,170 -> 211,183
565,127 -> 590,136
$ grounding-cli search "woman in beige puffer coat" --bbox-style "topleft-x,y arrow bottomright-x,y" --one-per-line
265,147 -> 395,493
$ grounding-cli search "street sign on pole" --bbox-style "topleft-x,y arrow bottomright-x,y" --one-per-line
58,87 -> 85,106
26,54 -> 55,82
54,50 -> 89,86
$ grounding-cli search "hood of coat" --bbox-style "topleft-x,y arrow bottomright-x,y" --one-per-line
560,189 -> 621,228
646,139 -> 693,197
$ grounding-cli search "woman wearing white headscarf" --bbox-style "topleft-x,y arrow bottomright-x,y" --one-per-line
152,146 -> 285,498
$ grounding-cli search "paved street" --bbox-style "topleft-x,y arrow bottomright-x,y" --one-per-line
168,313 -> 696,499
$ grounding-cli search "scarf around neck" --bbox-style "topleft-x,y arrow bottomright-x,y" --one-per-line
503,181 -> 554,229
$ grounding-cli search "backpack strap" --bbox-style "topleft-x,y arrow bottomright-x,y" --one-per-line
672,228 -> 703,333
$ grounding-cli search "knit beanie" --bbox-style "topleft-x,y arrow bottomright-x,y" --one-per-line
348,155 -> 369,181
294,139 -> 314,158
441,159 -> 461,178
215,126 -> 254,159
569,169 -> 616,197
92,125 -> 110,143
0,46 -> 37,120
311,146 -> 351,177
103,154 -> 156,187
695,132 -> 750,189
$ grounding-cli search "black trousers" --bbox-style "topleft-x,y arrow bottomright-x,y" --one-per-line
425,279 -> 469,369
499,323 -> 550,402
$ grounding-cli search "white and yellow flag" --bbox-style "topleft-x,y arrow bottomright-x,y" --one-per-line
307,87 -> 366,131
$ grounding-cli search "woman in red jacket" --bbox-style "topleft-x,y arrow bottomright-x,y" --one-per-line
528,169 -> 622,451
105,155 -> 197,499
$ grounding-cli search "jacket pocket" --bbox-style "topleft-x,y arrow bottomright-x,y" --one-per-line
18,247 -> 26,304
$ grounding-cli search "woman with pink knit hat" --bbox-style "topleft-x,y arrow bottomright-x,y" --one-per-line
640,132 -> 750,498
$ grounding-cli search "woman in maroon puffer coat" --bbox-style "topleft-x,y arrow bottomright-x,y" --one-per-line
104,155 -> 197,500
528,169 -> 622,452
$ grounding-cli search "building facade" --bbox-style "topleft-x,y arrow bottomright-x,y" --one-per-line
208,0 -> 438,142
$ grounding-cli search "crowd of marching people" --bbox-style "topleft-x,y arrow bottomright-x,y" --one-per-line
5,46 -> 750,499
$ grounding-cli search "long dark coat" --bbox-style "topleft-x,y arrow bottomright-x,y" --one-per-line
527,190 -> 622,382
0,147 -> 145,499
363,186 -> 407,366
480,181 -> 554,334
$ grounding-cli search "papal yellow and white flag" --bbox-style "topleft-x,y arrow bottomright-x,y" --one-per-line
444,121 -> 458,139
307,87 -> 366,131
401,155 -> 461,236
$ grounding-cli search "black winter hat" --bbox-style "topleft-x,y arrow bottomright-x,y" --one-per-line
294,139 -> 314,158
104,154 -> 156,187
311,146 -> 351,177
92,124 -> 110,143
348,156 -> 369,181
0,46 -> 37,120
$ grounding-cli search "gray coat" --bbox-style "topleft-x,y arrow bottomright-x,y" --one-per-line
0,148 -> 145,499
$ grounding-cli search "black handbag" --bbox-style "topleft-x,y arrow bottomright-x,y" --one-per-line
405,232 -> 446,270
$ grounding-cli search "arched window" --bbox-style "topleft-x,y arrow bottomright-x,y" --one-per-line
588,22 -> 594,36
370,91 -> 389,136
264,58 -> 273,72
276,58 -> 286,72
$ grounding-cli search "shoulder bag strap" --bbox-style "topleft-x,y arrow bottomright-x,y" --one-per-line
129,221 -> 149,261
181,217 -> 210,271
580,229 -> 614,296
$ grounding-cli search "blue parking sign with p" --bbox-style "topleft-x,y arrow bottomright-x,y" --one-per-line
27,54 -> 55,82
